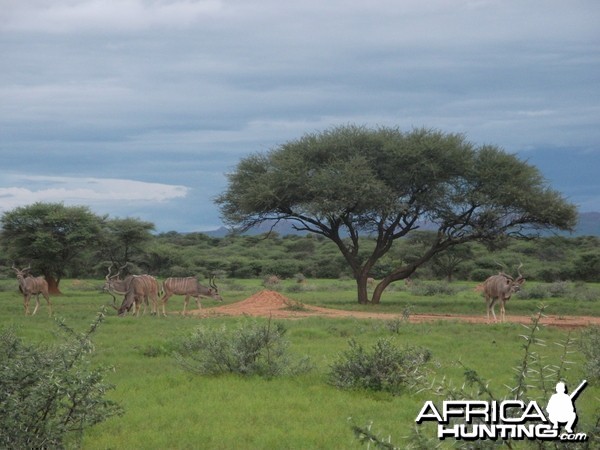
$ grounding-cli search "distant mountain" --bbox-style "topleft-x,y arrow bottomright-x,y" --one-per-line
202,212 -> 600,237
203,221 -> 307,237
575,212 -> 600,236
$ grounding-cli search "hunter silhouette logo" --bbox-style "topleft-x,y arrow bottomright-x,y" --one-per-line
546,380 -> 586,434
415,379 -> 589,442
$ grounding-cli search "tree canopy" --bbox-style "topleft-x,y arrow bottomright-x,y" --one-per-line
216,125 -> 578,304
1,202 -> 104,293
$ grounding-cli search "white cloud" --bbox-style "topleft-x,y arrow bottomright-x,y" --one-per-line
0,175 -> 189,213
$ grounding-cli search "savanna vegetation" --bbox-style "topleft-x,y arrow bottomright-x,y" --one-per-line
0,279 -> 598,449
1,203 -> 599,290
1,205 -> 598,447
0,126 -> 597,447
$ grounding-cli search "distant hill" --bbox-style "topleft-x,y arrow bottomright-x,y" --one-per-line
203,212 -> 600,238
575,212 -> 600,236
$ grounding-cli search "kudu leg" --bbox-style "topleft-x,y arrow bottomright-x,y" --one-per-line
134,298 -> 142,317
31,294 -> 40,316
486,297 -> 497,323
182,295 -> 189,315
159,294 -> 170,317
44,293 -> 52,316
150,295 -> 158,316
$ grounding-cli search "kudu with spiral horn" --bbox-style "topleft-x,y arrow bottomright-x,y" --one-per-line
481,262 -> 525,323
12,263 -> 52,315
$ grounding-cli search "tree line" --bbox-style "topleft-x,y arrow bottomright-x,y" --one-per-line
0,202 -> 598,291
0,127 -> 587,302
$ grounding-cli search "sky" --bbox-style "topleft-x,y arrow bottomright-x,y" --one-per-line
1,0 -> 599,232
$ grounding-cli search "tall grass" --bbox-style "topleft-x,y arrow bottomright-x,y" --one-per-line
0,279 -> 598,448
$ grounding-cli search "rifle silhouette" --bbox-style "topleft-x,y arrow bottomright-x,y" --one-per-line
569,380 -> 587,401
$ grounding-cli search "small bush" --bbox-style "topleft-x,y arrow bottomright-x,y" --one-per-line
517,284 -> 549,300
568,283 -> 600,302
328,338 -> 431,395
408,281 -> 459,296
175,320 -> 311,378
262,274 -> 281,288
0,311 -> 123,449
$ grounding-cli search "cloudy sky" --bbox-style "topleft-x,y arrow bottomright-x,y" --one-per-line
1,0 -> 599,232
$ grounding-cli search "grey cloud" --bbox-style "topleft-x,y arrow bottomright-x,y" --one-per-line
1,0 -> 599,230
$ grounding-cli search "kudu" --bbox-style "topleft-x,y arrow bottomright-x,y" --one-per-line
12,264 -> 52,316
481,263 -> 526,323
160,276 -> 222,316
104,265 -> 160,317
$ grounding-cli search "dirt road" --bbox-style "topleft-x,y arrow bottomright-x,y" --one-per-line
189,290 -> 600,329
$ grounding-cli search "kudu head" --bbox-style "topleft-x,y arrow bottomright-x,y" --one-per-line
117,295 -> 135,316
208,275 -> 223,302
12,263 -> 31,281
104,263 -> 129,311
497,262 -> 526,296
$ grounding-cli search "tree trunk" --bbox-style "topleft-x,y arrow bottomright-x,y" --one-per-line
46,276 -> 62,295
356,275 -> 370,304
371,279 -> 392,304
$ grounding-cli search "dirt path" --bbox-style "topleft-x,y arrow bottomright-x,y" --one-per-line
189,290 -> 600,329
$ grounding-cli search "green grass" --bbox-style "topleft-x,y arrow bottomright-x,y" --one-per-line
1,278 -> 599,449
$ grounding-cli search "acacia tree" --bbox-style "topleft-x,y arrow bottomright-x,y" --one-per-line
1,202 -> 104,294
216,125 -> 577,304
97,217 -> 155,273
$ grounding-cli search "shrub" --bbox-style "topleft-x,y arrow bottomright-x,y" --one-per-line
408,281 -> 459,296
470,268 -> 492,282
567,283 -> 600,302
262,274 -> 281,288
0,311 -> 123,449
175,320 -> 311,378
517,284 -> 549,300
328,338 -> 431,395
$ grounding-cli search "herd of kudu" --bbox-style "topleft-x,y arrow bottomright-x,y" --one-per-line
10,262 -> 222,317
11,262 -> 524,322
103,263 -> 223,316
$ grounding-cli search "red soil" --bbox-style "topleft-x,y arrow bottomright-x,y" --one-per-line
189,290 -> 600,329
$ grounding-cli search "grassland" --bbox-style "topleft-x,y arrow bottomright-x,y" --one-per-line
1,278 -> 598,449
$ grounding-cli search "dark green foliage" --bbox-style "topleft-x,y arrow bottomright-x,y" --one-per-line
1,204 -> 598,285
328,338 -> 431,395
216,125 -> 577,303
175,320 -> 311,378
0,310 -> 123,449
97,217 -> 155,272
0,202 -> 104,285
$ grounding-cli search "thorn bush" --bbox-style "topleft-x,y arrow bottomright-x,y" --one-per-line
175,319 -> 312,378
328,338 -> 431,395
0,310 -> 123,449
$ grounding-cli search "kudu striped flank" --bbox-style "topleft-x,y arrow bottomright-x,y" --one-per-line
160,276 -> 222,316
12,264 -> 52,316
481,263 -> 526,323
104,265 -> 160,317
